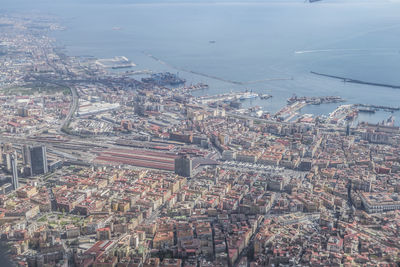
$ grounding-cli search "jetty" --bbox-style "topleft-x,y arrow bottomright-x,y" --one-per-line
353,104 -> 400,112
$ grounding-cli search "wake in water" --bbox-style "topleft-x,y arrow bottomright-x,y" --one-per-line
295,48 -> 394,54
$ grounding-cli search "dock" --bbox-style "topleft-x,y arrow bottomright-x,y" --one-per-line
196,91 -> 258,105
275,101 -> 307,122
329,105 -> 358,125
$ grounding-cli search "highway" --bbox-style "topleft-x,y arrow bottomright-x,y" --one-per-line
27,74 -> 80,134
60,84 -> 78,132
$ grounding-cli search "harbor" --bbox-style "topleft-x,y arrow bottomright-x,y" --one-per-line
329,105 -> 358,125
274,96 -> 345,123
275,101 -> 308,122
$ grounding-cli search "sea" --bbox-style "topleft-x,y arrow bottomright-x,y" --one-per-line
3,0 -> 400,124
2,0 -> 400,125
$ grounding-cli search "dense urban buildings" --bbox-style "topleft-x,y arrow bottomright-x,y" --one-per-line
0,10 -> 399,267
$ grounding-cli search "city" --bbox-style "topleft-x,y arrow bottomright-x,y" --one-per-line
0,10 -> 400,267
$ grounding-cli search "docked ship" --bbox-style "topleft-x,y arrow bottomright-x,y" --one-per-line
358,107 -> 376,113
239,92 -> 258,100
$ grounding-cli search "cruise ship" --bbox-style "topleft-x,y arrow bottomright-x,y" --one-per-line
239,92 -> 258,100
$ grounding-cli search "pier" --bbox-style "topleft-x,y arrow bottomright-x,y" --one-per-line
196,91 -> 256,104
329,105 -> 358,125
174,83 -> 209,93
287,95 -> 344,105
274,101 -> 307,122
121,69 -> 153,76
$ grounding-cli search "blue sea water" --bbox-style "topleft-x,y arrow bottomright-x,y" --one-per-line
0,0 -> 399,264
3,0 -> 400,124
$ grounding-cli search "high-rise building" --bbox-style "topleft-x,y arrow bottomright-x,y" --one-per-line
30,146 -> 48,176
4,152 -> 12,173
0,144 -> 4,166
0,143 -> 12,167
11,153 -> 18,190
22,144 -> 31,166
174,156 -> 192,177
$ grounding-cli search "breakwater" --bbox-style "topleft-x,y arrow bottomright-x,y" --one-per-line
144,52 -> 292,85
354,104 -> 400,112
311,71 -> 400,89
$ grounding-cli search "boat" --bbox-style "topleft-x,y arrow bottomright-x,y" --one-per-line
209,40 -> 216,44
386,116 -> 395,127
259,94 -> 272,100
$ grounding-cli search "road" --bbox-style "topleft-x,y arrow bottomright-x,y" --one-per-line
60,84 -> 78,132
28,75 -> 79,134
